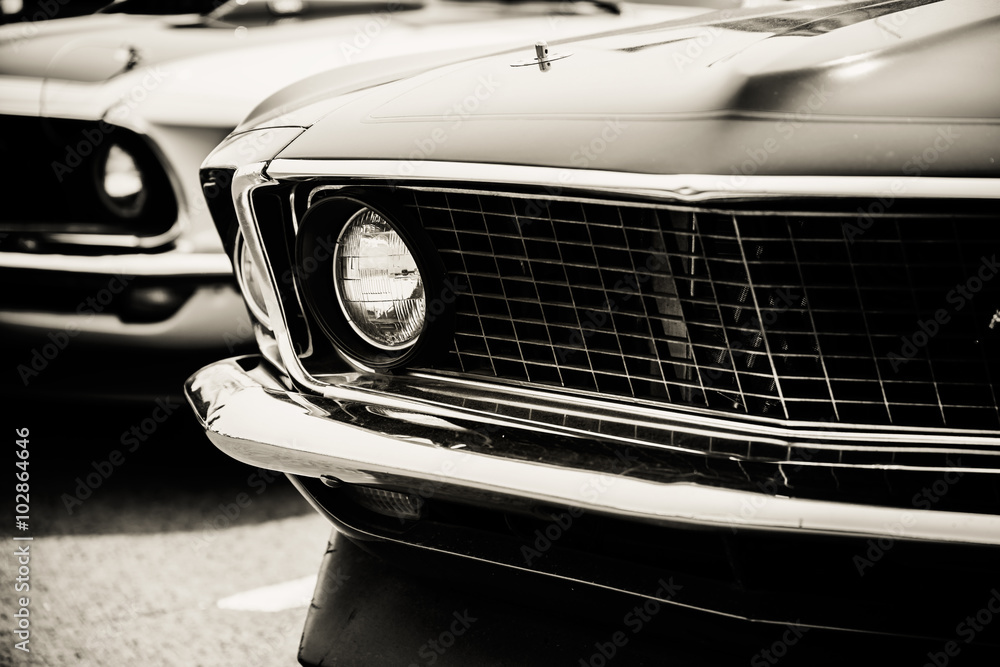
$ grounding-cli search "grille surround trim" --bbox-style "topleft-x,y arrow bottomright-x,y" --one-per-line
230,162 -> 1000,476
294,192 -> 453,370
267,159 -> 1000,202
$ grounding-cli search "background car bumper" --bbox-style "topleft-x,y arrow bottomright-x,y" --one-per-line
0,249 -> 251,348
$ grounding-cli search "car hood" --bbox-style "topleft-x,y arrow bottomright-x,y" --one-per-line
0,1 -> 706,125
0,13 -> 275,81
275,0 -> 1000,177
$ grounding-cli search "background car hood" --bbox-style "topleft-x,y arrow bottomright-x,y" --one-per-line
275,0 -> 1000,177
0,13 -> 283,81
0,1 -> 706,125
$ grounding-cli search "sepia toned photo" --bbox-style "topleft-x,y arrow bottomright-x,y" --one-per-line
1,0 -> 998,664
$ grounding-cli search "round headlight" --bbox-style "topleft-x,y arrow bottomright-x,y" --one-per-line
333,208 -> 425,349
234,234 -> 271,327
296,195 -> 451,371
97,143 -> 147,218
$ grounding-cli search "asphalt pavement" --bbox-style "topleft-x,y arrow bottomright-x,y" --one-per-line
1,394 -> 329,667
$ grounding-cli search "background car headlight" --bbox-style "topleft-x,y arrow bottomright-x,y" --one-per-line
334,208 -> 425,349
96,143 -> 147,219
234,234 -> 271,327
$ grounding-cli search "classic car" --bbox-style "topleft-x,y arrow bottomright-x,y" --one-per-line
188,0 -> 1000,662
0,0 -> 694,397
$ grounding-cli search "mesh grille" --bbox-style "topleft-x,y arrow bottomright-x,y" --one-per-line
399,189 -> 1000,430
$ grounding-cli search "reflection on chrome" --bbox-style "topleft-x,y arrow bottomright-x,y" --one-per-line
187,356 -> 1000,546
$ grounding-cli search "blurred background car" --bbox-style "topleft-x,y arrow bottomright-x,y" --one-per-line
0,0 -> 105,25
0,0 -> 722,400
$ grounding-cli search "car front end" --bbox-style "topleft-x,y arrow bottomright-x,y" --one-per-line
189,0 -> 1000,659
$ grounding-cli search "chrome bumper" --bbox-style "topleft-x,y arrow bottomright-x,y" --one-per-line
186,355 -> 1000,546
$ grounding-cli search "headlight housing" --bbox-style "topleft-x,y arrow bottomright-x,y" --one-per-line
334,208 -> 425,349
296,194 -> 450,370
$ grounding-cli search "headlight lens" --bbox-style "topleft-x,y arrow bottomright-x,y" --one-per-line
334,208 -> 425,349
98,143 -> 147,218
235,234 -> 271,327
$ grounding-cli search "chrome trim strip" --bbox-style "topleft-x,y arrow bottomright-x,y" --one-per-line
266,160 -> 1000,201
186,356 -> 1000,546
307,182 -> 985,219
0,250 -> 233,277
399,372 -> 1000,444
300,372 -> 1000,470
232,164 -> 315,387
350,372 -> 1000,453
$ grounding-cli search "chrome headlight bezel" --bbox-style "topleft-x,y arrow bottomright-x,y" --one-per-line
332,207 -> 425,351
295,193 -> 451,371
